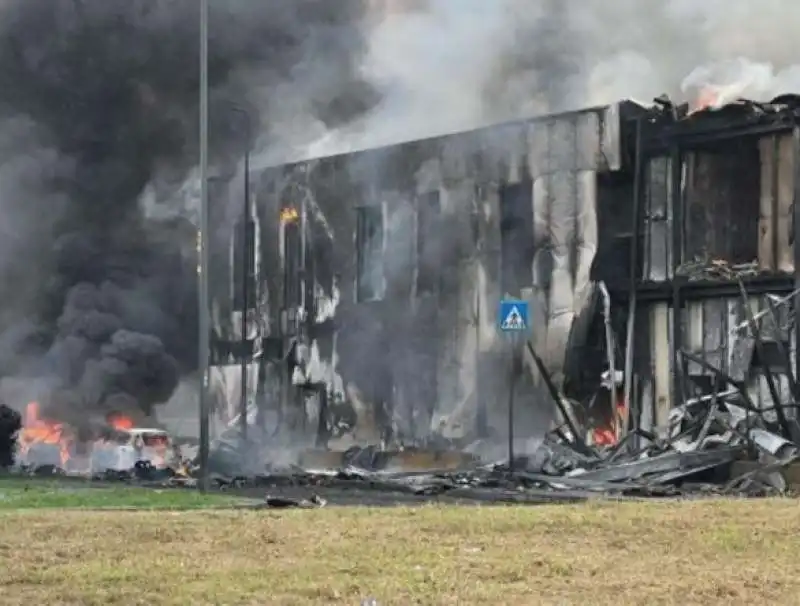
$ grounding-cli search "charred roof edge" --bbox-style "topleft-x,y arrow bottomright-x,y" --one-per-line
255,101 -> 649,174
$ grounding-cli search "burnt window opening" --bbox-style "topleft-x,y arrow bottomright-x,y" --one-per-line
642,139 -> 764,282
682,142 -> 759,269
283,220 -> 302,309
356,205 -> 385,303
232,217 -> 257,311
592,171 -> 637,288
641,156 -> 671,281
416,191 -> 442,297
499,180 -> 534,295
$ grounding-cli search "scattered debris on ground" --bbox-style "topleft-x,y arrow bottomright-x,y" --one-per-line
7,367 -> 800,505
257,494 -> 327,509
5,279 -> 800,506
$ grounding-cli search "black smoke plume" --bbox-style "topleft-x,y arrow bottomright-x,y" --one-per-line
0,0 -> 375,424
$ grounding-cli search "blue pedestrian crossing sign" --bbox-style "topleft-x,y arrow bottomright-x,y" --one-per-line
498,299 -> 529,332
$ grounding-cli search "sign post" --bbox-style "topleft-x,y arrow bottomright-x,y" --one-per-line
497,298 -> 529,471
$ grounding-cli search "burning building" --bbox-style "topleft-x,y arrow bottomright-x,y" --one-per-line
209,101 -> 624,453
209,92 -> 800,457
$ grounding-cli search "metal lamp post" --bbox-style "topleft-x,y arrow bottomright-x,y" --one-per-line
197,0 -> 211,493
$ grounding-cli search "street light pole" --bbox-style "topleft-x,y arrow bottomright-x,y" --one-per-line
197,0 -> 210,493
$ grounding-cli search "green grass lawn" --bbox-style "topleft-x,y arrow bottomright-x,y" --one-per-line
0,476 -> 243,510
2,500 -> 800,605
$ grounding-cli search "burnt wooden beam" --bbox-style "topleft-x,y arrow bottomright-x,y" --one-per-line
622,117 -> 643,440
679,350 -> 759,415
525,342 -> 589,453
738,281 -> 792,439
669,145 -> 685,408
764,296 -> 799,398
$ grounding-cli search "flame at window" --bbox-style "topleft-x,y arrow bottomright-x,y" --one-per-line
280,207 -> 299,223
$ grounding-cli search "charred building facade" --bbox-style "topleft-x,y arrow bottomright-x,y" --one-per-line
619,95 -> 800,443
209,95 -> 800,451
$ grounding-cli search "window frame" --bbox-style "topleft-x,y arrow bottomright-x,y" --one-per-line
355,202 -> 387,303
415,190 -> 443,298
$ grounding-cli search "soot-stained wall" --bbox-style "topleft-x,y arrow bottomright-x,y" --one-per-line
212,103 -> 630,446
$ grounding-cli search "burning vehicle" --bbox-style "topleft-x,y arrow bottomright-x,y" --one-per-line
89,427 -> 178,472
15,402 -> 179,473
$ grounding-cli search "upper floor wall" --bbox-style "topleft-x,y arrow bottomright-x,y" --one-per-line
257,102 -> 630,326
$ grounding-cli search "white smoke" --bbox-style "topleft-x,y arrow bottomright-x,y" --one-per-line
252,0 -> 800,167
682,59 -> 800,108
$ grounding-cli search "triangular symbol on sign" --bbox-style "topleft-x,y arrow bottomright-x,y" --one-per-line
501,306 -> 524,330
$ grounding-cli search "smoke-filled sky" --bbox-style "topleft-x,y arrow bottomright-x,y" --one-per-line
0,0 -> 797,423
0,0 -> 374,422
259,0 -> 800,163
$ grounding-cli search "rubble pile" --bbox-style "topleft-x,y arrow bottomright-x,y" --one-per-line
194,400 -> 796,503
527,393 -> 796,499
169,378 -> 799,503
7,398 -> 798,504
191,296 -> 800,503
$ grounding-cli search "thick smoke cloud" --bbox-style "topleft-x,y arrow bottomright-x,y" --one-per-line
0,0 -> 374,423
0,0 -> 795,432
254,0 -> 800,165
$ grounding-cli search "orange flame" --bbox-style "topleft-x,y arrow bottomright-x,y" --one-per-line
19,403 -> 178,471
691,87 -> 721,114
20,401 -> 71,467
107,413 -> 134,431
280,207 -> 299,223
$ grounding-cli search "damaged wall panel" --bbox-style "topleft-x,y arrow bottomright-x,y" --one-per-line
640,292 -> 798,435
528,113 -> 600,385
649,302 -> 672,436
758,135 -> 795,273
684,148 -> 759,266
